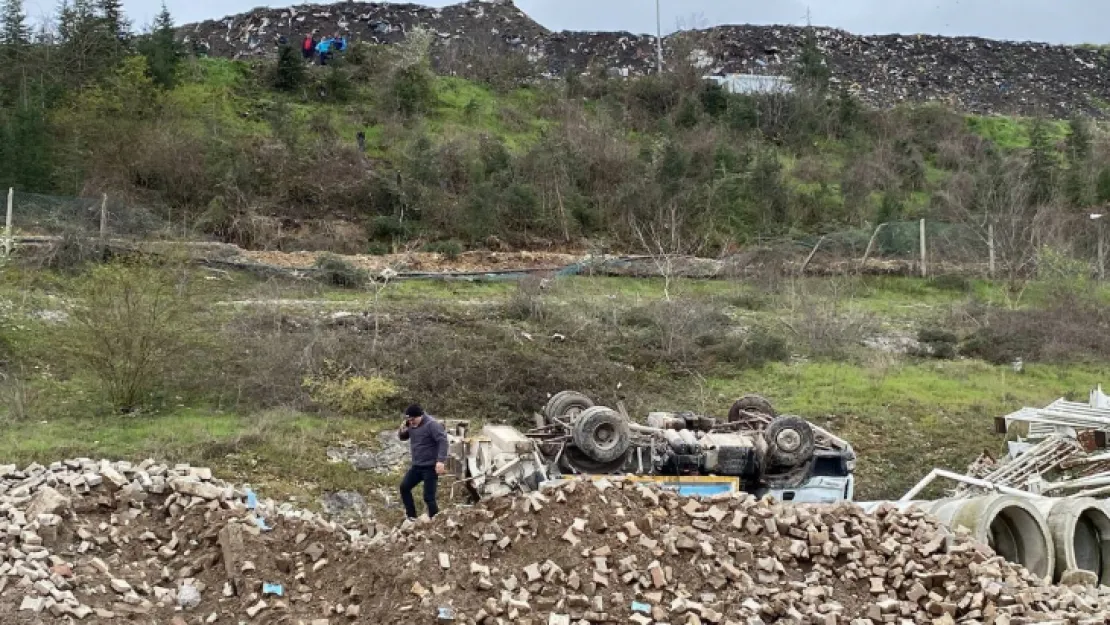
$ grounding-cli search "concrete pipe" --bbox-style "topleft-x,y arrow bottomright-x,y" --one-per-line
920,496 -> 1055,582
1031,497 -> 1110,585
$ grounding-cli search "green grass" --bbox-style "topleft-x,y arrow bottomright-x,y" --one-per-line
5,264 -> 1110,504
0,406 -> 397,501
967,115 -> 1069,149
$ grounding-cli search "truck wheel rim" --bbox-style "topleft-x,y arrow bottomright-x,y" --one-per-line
595,424 -> 615,449
776,429 -> 801,452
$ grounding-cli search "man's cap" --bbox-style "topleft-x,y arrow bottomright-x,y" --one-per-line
405,404 -> 424,418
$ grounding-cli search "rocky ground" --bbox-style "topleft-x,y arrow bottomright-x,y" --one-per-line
0,458 -> 1107,623
183,0 -> 1110,117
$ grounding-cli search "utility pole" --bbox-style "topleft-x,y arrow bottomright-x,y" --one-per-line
656,0 -> 663,74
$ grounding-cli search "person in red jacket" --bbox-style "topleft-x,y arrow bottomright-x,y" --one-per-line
301,33 -> 316,61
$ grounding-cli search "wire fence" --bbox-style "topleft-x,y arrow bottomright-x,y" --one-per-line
7,191 -> 187,241
0,189 -> 1105,280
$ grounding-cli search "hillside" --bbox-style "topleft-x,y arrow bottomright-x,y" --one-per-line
0,0 -> 1109,524
182,0 -> 1110,117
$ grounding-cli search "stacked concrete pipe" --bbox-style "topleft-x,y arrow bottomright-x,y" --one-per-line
1032,497 -> 1110,586
858,495 -> 1055,582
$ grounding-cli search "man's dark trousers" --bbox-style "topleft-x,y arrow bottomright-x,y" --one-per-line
399,465 -> 438,519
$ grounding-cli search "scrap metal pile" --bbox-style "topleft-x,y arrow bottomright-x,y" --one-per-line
905,386 -> 1110,500
450,391 -> 856,504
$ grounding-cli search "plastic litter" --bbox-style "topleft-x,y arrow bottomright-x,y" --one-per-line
262,582 -> 283,597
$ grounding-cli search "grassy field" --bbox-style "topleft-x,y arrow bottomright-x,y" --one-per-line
0,262 -> 1107,508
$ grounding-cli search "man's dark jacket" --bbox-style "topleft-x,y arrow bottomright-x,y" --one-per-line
398,415 -> 449,467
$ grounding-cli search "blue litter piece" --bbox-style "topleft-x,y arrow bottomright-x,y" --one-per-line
437,606 -> 456,620
245,488 -> 258,510
631,601 -> 651,613
253,515 -> 271,531
262,583 -> 283,597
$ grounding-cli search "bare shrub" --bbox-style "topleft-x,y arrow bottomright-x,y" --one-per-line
314,254 -> 368,289
0,366 -> 35,422
781,279 -> 877,360
502,276 -> 552,322
49,261 -> 216,411
23,230 -> 104,273
961,288 -> 1110,365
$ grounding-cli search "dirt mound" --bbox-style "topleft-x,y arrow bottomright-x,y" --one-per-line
1,459 -> 1107,623
183,0 -> 1110,117
238,249 -> 581,274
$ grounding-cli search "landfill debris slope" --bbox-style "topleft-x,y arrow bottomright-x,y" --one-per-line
1,460 -> 1108,624
183,0 -> 1110,117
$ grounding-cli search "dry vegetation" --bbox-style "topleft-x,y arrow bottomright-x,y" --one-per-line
0,251 -> 1107,500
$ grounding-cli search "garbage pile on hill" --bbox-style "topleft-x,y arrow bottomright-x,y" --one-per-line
0,458 -> 1107,623
184,0 -> 1110,117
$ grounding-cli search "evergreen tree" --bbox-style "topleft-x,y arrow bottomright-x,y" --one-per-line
96,0 -> 125,37
1066,116 -> 1092,163
56,0 -> 125,85
0,104 -> 54,191
1063,117 -> 1094,208
1027,117 -> 1057,206
1,0 -> 28,47
139,3 -> 182,89
272,44 -> 306,92
794,28 -> 829,93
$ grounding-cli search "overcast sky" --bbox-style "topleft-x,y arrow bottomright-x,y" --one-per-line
22,0 -> 1109,45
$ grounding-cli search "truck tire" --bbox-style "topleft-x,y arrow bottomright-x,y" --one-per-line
544,391 -> 595,425
764,416 -> 815,468
728,394 -> 777,422
572,406 -> 631,464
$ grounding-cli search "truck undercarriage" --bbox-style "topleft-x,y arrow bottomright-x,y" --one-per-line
449,391 -> 856,503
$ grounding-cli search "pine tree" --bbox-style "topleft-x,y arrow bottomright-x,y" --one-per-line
1066,116 -> 1092,163
794,27 -> 829,93
272,44 -> 306,92
139,3 -> 182,89
1027,118 -> 1058,206
96,0 -> 124,37
56,0 -> 126,85
1,0 -> 29,47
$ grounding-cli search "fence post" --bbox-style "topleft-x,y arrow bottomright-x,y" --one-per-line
1099,220 -> 1106,282
99,193 -> 108,245
3,188 -> 11,258
988,222 -> 996,279
919,218 -> 927,278
860,223 -> 886,270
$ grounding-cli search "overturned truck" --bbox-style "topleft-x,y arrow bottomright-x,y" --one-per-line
450,391 -> 856,503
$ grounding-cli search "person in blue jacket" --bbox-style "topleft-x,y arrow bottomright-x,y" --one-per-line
317,35 -> 348,66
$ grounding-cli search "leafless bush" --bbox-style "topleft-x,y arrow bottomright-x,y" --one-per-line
781,279 -> 878,360
22,230 -> 104,273
0,366 -> 35,422
961,288 -> 1110,365
49,261 -> 218,412
502,275 -> 552,322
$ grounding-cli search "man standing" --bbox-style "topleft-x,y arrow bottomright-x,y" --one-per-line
397,404 -> 448,520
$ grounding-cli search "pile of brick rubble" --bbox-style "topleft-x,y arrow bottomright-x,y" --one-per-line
0,458 -> 1107,623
